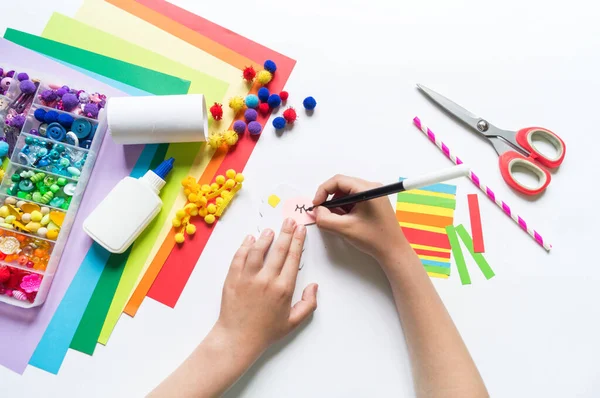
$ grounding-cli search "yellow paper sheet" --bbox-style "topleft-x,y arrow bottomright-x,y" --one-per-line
42,12 -> 232,345
74,0 -> 255,313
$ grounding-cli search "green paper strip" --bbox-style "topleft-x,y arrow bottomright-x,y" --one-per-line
455,225 -> 495,280
41,13 -> 229,347
396,192 -> 456,209
3,29 -> 189,95
424,265 -> 451,276
446,226 -> 471,285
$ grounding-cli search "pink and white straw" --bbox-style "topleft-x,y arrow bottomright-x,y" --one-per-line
413,116 -> 552,252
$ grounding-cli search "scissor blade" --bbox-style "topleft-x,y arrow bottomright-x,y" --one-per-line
417,84 -> 483,134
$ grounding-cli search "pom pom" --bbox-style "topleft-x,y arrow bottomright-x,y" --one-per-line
175,233 -> 185,244
41,89 -> 58,103
0,68 -> 3,77
0,141 -> 9,158
264,60 -> 277,74
223,130 -> 239,146
6,71 -> 14,78
83,103 -> 99,118
56,86 -> 69,97
209,102 -> 223,121
19,80 -> 36,94
283,107 -> 298,124
228,96 -> 245,113
256,70 -> 273,85
248,121 -> 262,135
279,91 -> 289,101
34,108 -> 46,122
57,113 -> 74,129
44,110 -> 59,124
186,224 -> 197,235
258,103 -> 270,116
272,117 -> 286,130
257,87 -> 270,102
8,115 -> 25,129
245,94 -> 259,109
267,94 -> 281,109
244,108 -> 258,122
303,96 -> 317,110
233,120 -> 247,134
208,133 -> 224,149
242,66 -> 256,82
17,72 -> 29,82
61,93 -> 79,112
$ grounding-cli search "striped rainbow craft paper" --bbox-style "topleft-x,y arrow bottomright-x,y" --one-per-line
396,179 -> 457,278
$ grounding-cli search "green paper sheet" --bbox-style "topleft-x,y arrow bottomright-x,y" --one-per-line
445,226 -> 471,285
41,14 -> 229,349
455,225 -> 495,280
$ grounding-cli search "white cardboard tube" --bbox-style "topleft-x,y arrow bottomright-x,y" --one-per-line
107,94 -> 207,144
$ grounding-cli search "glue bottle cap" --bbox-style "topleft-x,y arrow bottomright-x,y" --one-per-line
153,157 -> 175,180
142,157 -> 175,193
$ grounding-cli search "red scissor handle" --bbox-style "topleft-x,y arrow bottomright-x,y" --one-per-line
499,151 -> 551,196
515,127 -> 566,169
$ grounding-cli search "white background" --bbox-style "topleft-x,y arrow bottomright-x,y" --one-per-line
1,0 -> 600,396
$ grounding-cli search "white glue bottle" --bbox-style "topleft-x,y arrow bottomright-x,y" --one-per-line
83,157 -> 175,254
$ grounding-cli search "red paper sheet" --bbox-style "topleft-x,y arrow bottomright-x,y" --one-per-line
467,194 -> 485,253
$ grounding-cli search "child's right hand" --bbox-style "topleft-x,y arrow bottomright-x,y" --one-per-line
312,175 -> 409,265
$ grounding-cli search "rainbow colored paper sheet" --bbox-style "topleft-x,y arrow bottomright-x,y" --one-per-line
396,179 -> 457,278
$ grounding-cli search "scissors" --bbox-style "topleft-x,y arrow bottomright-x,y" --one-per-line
417,84 -> 566,196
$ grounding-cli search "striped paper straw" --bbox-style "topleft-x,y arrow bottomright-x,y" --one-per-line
413,116 -> 552,252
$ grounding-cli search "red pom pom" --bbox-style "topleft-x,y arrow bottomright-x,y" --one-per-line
258,102 -> 270,116
279,91 -> 289,101
6,271 -> 22,290
283,107 -> 297,124
242,66 -> 256,82
0,266 -> 9,283
209,103 -> 223,121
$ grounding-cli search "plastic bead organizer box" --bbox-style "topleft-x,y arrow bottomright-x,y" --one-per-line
0,66 -> 106,308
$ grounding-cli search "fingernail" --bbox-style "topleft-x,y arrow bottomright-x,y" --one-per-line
284,217 -> 296,229
297,225 -> 306,235
262,228 -> 274,237
245,235 -> 255,244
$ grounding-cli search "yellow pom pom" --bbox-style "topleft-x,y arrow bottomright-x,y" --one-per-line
256,70 -> 272,85
175,233 -> 185,244
188,193 -> 198,202
215,175 -> 225,185
228,96 -> 245,113
204,214 -> 216,224
186,224 -> 197,235
235,173 -> 244,183
201,184 -> 211,193
185,203 -> 198,216
172,218 -> 182,228
176,209 -> 186,219
223,130 -> 239,146
183,188 -> 191,196
208,133 -> 223,149
207,203 -> 217,214
221,190 -> 231,198
226,169 -> 236,179
224,179 -> 235,189
210,183 -> 220,191
196,196 -> 208,207
199,207 -> 208,217
216,197 -> 224,205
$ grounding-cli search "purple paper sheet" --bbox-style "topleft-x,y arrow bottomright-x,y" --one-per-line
0,39 -> 142,374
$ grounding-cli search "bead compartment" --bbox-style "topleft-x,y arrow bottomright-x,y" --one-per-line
13,133 -> 89,176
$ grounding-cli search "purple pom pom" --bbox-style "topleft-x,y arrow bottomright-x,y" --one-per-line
61,93 -> 79,112
83,103 -> 99,118
56,86 -> 69,97
248,121 -> 262,135
17,72 -> 29,82
244,108 -> 258,122
8,115 -> 26,129
41,89 -> 58,103
6,71 -> 14,78
19,80 -> 36,95
0,68 -> 3,77
233,120 -> 247,134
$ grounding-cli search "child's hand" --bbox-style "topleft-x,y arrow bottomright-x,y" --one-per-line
313,175 -> 408,264
214,219 -> 318,358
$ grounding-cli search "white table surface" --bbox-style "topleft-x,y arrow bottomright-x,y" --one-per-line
1,0 -> 599,396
